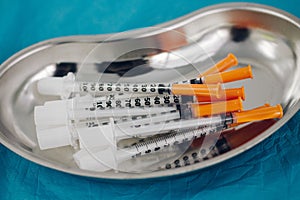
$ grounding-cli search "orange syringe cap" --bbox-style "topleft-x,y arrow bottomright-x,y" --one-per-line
196,87 -> 245,102
172,83 -> 221,97
229,103 -> 271,127
202,65 -> 253,84
233,104 -> 283,124
199,53 -> 238,77
191,97 -> 243,117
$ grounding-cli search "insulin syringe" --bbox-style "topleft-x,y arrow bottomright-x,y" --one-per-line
37,72 -> 221,98
161,118 -> 277,170
36,53 -> 239,99
36,113 -> 220,150
67,87 -> 245,109
36,62 -> 251,99
36,104 -> 282,150
40,85 -> 244,115
87,86 -> 245,107
72,105 -> 283,172
35,97 -> 243,131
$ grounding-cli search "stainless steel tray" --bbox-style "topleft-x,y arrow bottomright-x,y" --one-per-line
0,3 -> 300,179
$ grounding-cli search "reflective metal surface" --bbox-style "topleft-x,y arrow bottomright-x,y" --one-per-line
0,3 -> 300,179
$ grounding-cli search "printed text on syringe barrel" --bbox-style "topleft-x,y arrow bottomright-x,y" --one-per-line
88,94 -> 183,110
80,82 -> 172,94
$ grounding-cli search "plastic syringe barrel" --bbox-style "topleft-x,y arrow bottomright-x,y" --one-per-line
116,116 -> 222,139
78,82 -> 222,97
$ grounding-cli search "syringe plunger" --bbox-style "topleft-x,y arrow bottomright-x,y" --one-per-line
37,126 -> 72,150
37,73 -> 76,98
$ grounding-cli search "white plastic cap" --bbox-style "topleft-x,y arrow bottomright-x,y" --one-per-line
34,103 -> 68,127
36,125 -> 72,150
73,147 -> 116,172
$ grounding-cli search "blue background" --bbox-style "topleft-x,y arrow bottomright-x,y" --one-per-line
1,0 -> 300,199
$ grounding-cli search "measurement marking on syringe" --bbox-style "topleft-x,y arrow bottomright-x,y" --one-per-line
129,127 -> 204,157
81,82 -> 167,94
89,95 -> 184,109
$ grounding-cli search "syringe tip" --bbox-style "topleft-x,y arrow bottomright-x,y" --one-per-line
228,53 -> 238,66
276,104 -> 284,119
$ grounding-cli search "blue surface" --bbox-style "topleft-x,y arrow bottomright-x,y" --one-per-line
1,0 -> 300,199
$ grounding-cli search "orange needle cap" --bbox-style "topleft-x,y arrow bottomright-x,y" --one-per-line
233,104 -> 283,124
172,83 -> 221,97
200,53 -> 238,77
191,97 -> 243,117
196,87 -> 245,102
229,103 -> 271,127
202,65 -> 253,84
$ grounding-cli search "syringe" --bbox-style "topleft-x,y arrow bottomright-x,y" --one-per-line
85,87 -> 244,108
36,104 -> 282,150
34,98 -> 244,150
37,72 -> 221,98
114,102 -> 281,139
87,86 -> 245,107
73,105 -> 283,172
35,114 -> 218,150
51,87 -> 245,112
34,97 -> 243,128
36,53 -> 240,99
182,65 -> 252,84
36,63 -> 252,99
161,118 -> 277,170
